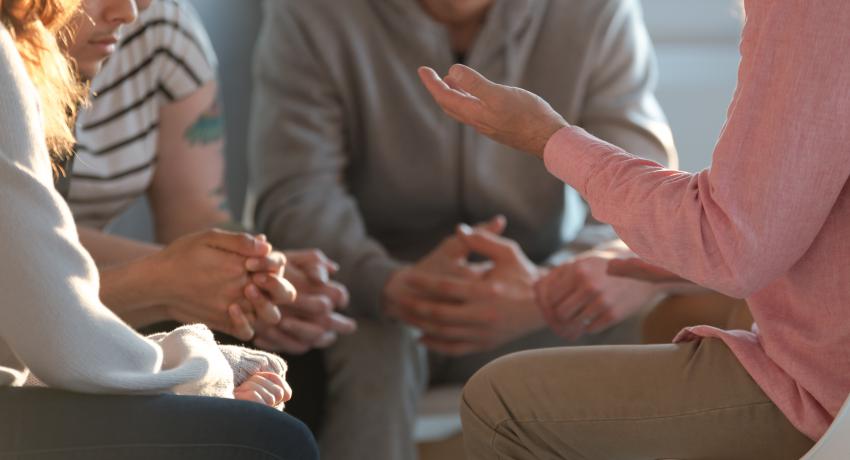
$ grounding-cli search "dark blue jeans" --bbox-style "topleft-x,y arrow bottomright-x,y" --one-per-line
0,387 -> 318,459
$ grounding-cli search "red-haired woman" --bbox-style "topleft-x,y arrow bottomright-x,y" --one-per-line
0,1 -> 317,458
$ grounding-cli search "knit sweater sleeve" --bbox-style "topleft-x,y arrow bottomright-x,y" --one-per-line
0,24 -> 235,396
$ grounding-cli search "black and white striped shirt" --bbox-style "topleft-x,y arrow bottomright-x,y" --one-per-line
69,0 -> 217,228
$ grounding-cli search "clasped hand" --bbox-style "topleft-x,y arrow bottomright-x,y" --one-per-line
384,217 -> 546,356
147,230 -> 355,351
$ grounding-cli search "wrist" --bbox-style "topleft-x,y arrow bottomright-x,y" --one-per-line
121,304 -> 171,328
100,255 -> 156,312
380,266 -> 408,315
99,255 -> 168,322
535,119 -> 568,159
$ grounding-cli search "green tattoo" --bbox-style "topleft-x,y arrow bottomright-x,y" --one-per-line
211,183 -> 230,212
185,100 -> 224,145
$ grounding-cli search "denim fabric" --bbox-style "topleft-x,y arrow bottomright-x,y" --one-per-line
0,387 -> 318,460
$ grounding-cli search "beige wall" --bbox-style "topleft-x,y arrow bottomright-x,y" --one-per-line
642,0 -> 743,171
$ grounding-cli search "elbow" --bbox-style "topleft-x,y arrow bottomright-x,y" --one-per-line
708,250 -> 784,299
711,277 -> 758,300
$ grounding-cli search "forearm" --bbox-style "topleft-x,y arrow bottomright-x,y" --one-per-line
99,256 -> 172,328
78,225 -> 162,267
154,204 -> 234,244
77,227 -> 173,326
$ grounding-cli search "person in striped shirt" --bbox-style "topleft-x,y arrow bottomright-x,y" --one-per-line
62,0 -> 355,430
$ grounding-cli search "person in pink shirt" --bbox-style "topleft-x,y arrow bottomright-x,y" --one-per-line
417,0 -> 850,458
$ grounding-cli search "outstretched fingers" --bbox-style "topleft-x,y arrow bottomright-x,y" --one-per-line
418,66 -> 483,123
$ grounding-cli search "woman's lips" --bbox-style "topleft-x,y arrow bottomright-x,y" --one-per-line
88,36 -> 118,56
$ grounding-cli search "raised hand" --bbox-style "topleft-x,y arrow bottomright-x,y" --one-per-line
418,64 -> 568,158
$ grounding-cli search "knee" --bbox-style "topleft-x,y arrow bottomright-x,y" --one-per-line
461,351 -> 527,427
328,320 -> 421,387
224,402 -> 319,460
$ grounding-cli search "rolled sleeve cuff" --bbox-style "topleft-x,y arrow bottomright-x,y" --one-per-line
543,125 -> 618,198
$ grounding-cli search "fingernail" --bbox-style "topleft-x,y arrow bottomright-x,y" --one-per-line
449,65 -> 463,81
269,306 -> 282,323
247,284 -> 260,299
246,258 -> 261,271
458,223 -> 472,235
317,268 -> 330,284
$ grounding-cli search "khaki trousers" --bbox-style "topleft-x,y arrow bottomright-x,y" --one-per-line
461,338 -> 813,460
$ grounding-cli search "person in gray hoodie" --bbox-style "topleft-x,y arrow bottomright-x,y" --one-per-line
247,0 -> 677,458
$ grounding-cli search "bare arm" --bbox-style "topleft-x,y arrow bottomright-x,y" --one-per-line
148,80 -> 231,244
78,225 -> 161,267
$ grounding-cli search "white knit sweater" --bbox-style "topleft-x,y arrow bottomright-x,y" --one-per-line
0,23 -> 267,397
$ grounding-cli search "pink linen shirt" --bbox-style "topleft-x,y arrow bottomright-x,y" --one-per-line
543,0 -> 850,441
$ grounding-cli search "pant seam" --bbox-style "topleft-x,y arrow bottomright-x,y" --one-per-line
494,400 -> 777,427
0,443 -> 286,460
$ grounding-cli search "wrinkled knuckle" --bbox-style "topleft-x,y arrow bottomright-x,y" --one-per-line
488,283 -> 505,297
575,263 -> 594,278
317,296 -> 334,314
273,251 -> 287,265
482,311 -> 499,324
506,240 -> 521,252
239,233 -> 256,247
222,257 -> 245,275
431,308 -> 449,323
223,286 -> 242,302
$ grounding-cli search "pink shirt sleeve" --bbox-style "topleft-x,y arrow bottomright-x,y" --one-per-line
543,0 -> 850,298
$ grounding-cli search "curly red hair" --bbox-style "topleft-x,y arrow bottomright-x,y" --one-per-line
2,0 -> 86,169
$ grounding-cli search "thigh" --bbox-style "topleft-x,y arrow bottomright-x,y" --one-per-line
320,319 -> 427,460
0,388 -> 317,460
461,339 -> 813,460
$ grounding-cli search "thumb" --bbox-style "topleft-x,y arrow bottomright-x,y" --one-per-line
204,230 -> 271,257
475,215 -> 507,235
456,224 -> 521,263
445,64 -> 497,99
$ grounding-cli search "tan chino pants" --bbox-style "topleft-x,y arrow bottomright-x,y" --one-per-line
461,338 -> 813,460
